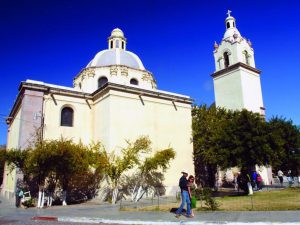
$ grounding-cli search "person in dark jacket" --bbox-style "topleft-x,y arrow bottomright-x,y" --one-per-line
175,170 -> 192,218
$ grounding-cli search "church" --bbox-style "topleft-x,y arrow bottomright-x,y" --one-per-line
2,11 -> 268,198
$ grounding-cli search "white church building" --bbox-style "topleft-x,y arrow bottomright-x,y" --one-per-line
2,28 -> 194,198
2,11 -> 270,198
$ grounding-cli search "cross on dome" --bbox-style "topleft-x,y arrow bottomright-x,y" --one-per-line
227,10 -> 232,17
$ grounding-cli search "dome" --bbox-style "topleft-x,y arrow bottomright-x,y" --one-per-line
86,28 -> 145,70
86,49 -> 145,70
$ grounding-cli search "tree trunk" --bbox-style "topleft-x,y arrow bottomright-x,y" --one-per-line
112,188 -> 118,204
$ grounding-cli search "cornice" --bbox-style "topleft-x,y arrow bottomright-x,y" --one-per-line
73,65 -> 153,81
211,62 -> 261,78
8,81 -> 193,124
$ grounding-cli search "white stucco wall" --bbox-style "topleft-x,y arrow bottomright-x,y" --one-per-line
2,108 -> 22,196
42,94 -> 93,144
240,69 -> 264,113
213,69 -> 244,110
93,89 -> 193,194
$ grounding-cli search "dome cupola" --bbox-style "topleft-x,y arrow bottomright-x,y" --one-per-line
108,28 -> 127,50
223,10 -> 241,41
86,28 -> 145,70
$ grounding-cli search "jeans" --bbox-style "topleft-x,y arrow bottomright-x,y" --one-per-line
176,190 -> 191,216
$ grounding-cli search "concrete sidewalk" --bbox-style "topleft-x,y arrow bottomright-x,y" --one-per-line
1,196 -> 300,224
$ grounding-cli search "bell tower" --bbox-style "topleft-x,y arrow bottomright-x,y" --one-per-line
212,11 -> 265,115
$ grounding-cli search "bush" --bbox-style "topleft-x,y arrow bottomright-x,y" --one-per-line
196,187 -> 220,211
22,198 -> 35,208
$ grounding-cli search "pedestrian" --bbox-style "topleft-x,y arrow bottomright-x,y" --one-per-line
256,173 -> 263,191
278,169 -> 284,186
175,170 -> 192,218
187,175 -> 196,217
234,172 -> 239,191
15,187 -> 24,208
252,170 -> 258,191
288,170 -> 294,186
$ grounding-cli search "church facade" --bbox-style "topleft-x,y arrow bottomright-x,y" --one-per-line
1,29 -> 194,198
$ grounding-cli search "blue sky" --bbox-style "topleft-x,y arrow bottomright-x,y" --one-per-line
0,0 -> 299,145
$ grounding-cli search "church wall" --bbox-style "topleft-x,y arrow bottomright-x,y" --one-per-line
1,107 -> 22,197
240,69 -> 264,113
94,89 -> 193,194
93,92 -> 111,149
2,90 -> 44,198
18,90 -> 44,149
42,94 -> 93,145
213,69 -> 244,111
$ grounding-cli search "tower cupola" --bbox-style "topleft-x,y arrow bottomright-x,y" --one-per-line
223,10 -> 241,41
108,28 -> 127,50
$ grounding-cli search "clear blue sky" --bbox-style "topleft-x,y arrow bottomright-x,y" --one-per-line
0,0 -> 299,145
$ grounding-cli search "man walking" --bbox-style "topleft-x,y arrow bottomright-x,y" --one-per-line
175,170 -> 192,218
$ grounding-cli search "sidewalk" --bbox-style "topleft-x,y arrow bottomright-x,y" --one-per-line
1,196 -> 300,224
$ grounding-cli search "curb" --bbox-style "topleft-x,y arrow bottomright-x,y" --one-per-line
32,216 -> 300,225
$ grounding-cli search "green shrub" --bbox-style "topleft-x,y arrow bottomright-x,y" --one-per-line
22,198 -> 35,208
195,187 -> 219,211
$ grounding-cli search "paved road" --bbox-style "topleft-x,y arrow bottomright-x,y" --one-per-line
1,195 -> 300,225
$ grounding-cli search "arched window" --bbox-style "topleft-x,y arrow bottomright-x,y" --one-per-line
130,78 -> 138,85
122,41 -> 124,49
98,77 -> 108,88
226,22 -> 230,29
223,52 -> 230,68
110,41 -> 113,49
233,22 -> 235,27
79,82 -> 82,89
244,50 -> 250,65
61,107 -> 73,127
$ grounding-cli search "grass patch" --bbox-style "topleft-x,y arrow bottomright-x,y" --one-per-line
121,188 -> 300,211
217,187 -> 300,211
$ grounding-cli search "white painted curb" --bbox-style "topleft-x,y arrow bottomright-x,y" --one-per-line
58,217 -> 300,225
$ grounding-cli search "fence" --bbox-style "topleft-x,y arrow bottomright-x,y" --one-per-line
119,182 -> 300,211
119,187 -> 179,210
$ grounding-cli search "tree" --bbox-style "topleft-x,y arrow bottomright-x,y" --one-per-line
0,145 -> 6,186
192,104 -> 230,187
192,105 -> 285,190
268,117 -> 300,176
102,136 -> 175,204
130,147 -> 175,202
3,138 -> 105,206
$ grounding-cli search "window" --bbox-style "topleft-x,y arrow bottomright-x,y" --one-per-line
110,41 -> 113,49
130,78 -> 138,85
233,22 -> 235,27
79,82 -> 82,89
98,77 -> 108,88
223,52 -> 230,68
122,41 -> 124,49
244,50 -> 250,65
61,107 -> 73,127
116,40 -> 119,48
227,22 -> 230,29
